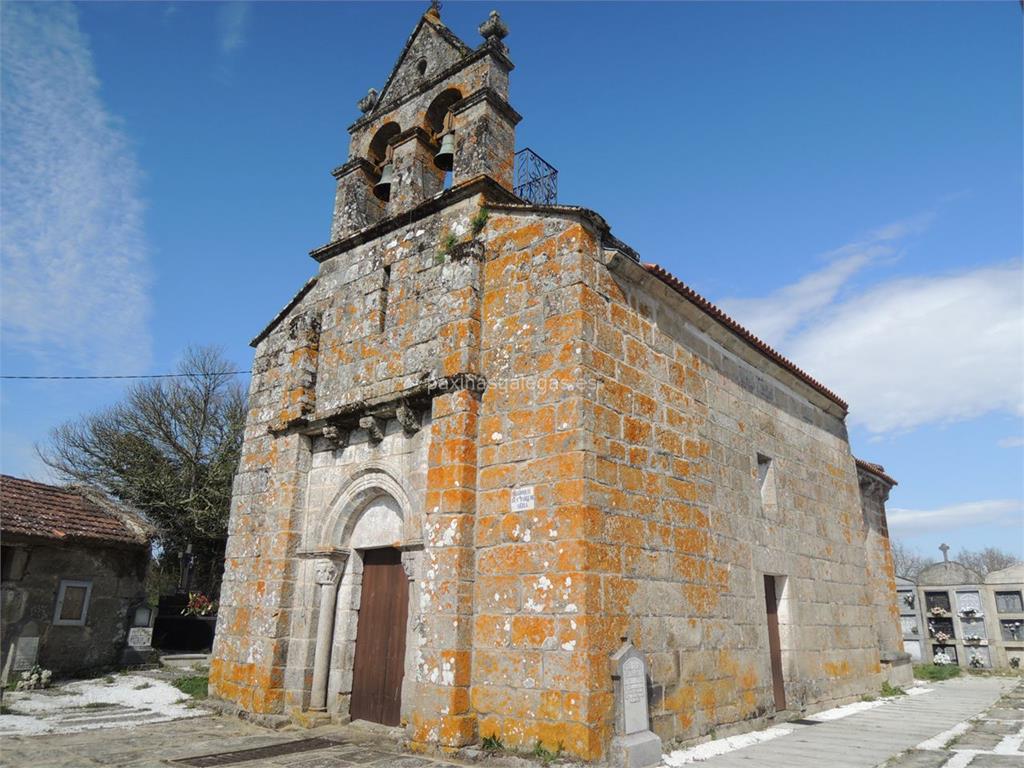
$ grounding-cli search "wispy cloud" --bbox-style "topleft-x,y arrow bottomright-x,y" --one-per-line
998,436 -> 1024,449
888,499 -> 1024,535
721,215 -> 1023,434
720,213 -> 931,346
1,2 -> 151,374
219,2 -> 249,56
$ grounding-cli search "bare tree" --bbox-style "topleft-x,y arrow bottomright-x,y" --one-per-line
39,346 -> 247,596
890,539 -> 930,580
955,546 -> 1021,576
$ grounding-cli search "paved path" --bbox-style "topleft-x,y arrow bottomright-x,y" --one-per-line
3,676 -> 1019,768
680,677 -> 1021,768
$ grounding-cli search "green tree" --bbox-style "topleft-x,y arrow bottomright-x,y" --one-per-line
39,346 -> 246,597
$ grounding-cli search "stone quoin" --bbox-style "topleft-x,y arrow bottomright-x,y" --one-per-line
208,5 -> 907,761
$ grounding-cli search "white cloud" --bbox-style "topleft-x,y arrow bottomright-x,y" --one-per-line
1,2 -> 151,373
998,436 -> 1024,449
721,215 -> 1023,434
219,2 -> 249,55
888,499 -> 1024,535
789,263 -> 1023,433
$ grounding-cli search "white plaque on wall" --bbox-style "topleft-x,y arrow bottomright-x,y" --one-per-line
127,627 -> 153,648
511,486 -> 535,512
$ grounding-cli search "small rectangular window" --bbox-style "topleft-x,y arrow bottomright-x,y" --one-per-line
995,591 -> 1023,613
53,580 -> 92,626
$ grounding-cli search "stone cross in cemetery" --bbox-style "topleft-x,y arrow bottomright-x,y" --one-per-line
610,640 -> 662,768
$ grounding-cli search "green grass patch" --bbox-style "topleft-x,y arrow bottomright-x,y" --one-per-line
0,704 -> 25,715
532,740 -> 564,765
481,733 -> 504,753
133,682 -> 153,690
470,207 -> 489,236
880,681 -> 906,697
913,663 -> 961,681
172,675 -> 208,699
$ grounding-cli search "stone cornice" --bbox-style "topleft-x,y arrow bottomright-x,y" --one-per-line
268,372 -> 485,438
450,87 -> 522,126
331,157 -> 376,180
308,175 -> 519,263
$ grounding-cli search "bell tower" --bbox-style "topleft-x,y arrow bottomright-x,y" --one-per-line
329,4 -> 520,241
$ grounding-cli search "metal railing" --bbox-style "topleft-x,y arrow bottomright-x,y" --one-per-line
513,148 -> 558,205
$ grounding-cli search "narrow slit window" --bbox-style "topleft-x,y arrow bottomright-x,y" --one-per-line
379,264 -> 391,332
757,453 -> 777,508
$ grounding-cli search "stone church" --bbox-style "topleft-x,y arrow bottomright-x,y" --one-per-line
210,5 -> 907,761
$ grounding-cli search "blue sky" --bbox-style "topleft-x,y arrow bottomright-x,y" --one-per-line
2,1 -> 1021,563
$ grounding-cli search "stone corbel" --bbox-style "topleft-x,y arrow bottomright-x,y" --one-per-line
359,415 -> 385,444
320,425 -> 349,451
395,404 -> 420,436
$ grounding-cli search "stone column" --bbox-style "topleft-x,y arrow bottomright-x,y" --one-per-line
310,557 -> 344,711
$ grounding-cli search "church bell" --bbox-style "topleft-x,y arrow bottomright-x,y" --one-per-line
433,133 -> 455,172
373,163 -> 394,201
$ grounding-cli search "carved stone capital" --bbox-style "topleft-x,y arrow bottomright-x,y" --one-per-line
400,548 -> 423,581
314,558 -> 343,586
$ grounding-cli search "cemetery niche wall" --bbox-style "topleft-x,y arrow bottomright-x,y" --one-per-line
209,4 -> 909,762
897,558 -> 1024,670
0,475 -> 152,679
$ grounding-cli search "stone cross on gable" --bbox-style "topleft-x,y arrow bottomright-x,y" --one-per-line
940,543 -> 950,562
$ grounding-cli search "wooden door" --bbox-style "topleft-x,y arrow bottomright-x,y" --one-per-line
350,548 -> 409,726
764,575 -> 787,711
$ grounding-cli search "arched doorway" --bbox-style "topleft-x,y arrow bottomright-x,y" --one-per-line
341,492 -> 410,726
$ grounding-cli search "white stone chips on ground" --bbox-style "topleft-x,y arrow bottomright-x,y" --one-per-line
661,689 -> 930,765
0,674 -> 206,736
662,725 -> 796,766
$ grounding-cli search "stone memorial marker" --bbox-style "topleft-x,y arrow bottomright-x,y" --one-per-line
11,636 -> 39,672
128,627 -> 153,647
609,640 -> 662,768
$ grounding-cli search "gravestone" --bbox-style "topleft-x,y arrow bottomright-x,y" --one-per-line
122,604 -> 158,666
11,636 -> 39,671
609,640 -> 662,768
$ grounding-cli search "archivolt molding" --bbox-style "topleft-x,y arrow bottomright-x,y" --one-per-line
314,461 -> 414,550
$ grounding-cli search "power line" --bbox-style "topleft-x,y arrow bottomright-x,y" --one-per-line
1,371 -> 251,381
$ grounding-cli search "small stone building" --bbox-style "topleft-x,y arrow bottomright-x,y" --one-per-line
896,558 -> 1024,670
210,6 -> 906,760
0,475 -> 152,679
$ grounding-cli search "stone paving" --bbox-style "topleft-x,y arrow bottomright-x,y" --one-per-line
681,676 -> 1022,768
0,677 -> 1020,768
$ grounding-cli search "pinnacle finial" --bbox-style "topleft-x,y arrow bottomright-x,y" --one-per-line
357,88 -> 378,114
427,0 -> 442,19
479,9 -> 508,44
939,543 -> 950,562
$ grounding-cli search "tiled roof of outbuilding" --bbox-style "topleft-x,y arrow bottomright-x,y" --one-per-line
0,475 -> 151,548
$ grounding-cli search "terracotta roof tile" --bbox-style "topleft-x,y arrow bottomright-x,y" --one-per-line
855,458 -> 898,487
0,475 -> 151,547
